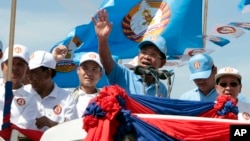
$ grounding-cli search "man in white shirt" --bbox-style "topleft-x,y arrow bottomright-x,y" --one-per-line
72,52 -> 103,117
0,44 -> 38,130
24,50 -> 78,131
215,67 -> 250,121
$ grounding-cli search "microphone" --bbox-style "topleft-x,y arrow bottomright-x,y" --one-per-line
134,66 -> 174,80
134,66 -> 151,75
159,69 -> 174,79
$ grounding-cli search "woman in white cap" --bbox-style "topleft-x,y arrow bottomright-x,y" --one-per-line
215,67 -> 250,121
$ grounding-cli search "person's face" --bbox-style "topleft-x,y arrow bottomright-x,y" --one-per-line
193,67 -> 216,94
29,67 -> 50,91
77,61 -> 102,88
1,57 -> 28,85
138,46 -> 166,69
215,75 -> 242,99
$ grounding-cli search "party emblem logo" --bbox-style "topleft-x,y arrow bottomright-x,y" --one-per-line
122,0 -> 170,42
16,98 -> 26,106
194,61 -> 201,69
53,105 -> 62,115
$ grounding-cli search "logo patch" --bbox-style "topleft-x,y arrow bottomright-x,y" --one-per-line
242,112 -> 250,120
53,105 -> 62,115
194,61 -> 200,69
16,98 -> 26,106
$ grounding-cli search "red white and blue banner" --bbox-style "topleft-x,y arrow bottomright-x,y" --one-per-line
82,85 -> 249,141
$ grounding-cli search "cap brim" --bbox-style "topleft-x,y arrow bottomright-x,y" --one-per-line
80,59 -> 103,69
215,73 -> 241,81
190,70 -> 211,80
138,41 -> 166,59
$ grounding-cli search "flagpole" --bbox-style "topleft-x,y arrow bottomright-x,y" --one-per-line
1,0 -> 17,139
203,0 -> 209,48
7,0 -> 17,75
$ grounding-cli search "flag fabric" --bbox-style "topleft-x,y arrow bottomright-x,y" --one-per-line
51,0 -> 203,88
205,35 -> 230,47
229,22 -> 250,30
0,81 -> 13,140
82,85 -> 242,141
210,24 -> 245,38
10,124 -> 43,141
238,0 -> 250,13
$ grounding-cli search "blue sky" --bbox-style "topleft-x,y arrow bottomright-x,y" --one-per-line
0,0 -> 250,99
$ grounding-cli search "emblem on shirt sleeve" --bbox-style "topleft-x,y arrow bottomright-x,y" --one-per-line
242,112 -> 250,120
53,105 -> 62,115
16,98 -> 26,106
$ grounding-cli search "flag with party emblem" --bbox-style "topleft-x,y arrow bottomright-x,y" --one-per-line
53,0 -> 203,59
205,35 -> 230,47
229,22 -> 250,30
51,0 -> 203,88
210,24 -> 245,38
238,0 -> 250,13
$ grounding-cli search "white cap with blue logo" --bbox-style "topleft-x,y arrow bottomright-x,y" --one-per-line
188,53 -> 214,80
138,35 -> 167,59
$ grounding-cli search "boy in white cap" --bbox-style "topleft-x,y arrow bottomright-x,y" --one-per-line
92,9 -> 168,97
71,52 -> 103,117
0,44 -> 38,130
215,67 -> 250,121
180,53 -> 249,102
24,50 -> 78,131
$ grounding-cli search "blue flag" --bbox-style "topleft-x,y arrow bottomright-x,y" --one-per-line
52,0 -> 203,88
238,0 -> 250,13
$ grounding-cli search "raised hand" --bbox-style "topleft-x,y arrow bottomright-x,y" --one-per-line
52,45 -> 68,62
92,9 -> 113,41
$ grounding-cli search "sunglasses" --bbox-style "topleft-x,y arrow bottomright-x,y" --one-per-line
219,82 -> 239,88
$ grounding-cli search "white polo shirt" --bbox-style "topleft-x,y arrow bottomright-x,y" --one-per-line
11,86 -> 38,130
237,101 -> 250,121
24,83 -> 78,131
0,83 -> 38,130
71,88 -> 100,118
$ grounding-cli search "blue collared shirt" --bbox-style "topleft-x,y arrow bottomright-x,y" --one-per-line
179,88 -> 218,102
107,62 -> 168,98
180,88 -> 249,103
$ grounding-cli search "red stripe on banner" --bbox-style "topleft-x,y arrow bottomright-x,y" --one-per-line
0,128 -> 11,140
139,116 -> 232,141
126,97 -> 156,114
11,124 -> 43,141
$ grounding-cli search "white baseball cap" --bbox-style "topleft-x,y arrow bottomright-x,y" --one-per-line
2,44 -> 29,64
29,50 -> 56,70
215,67 -> 241,82
79,52 -> 103,69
